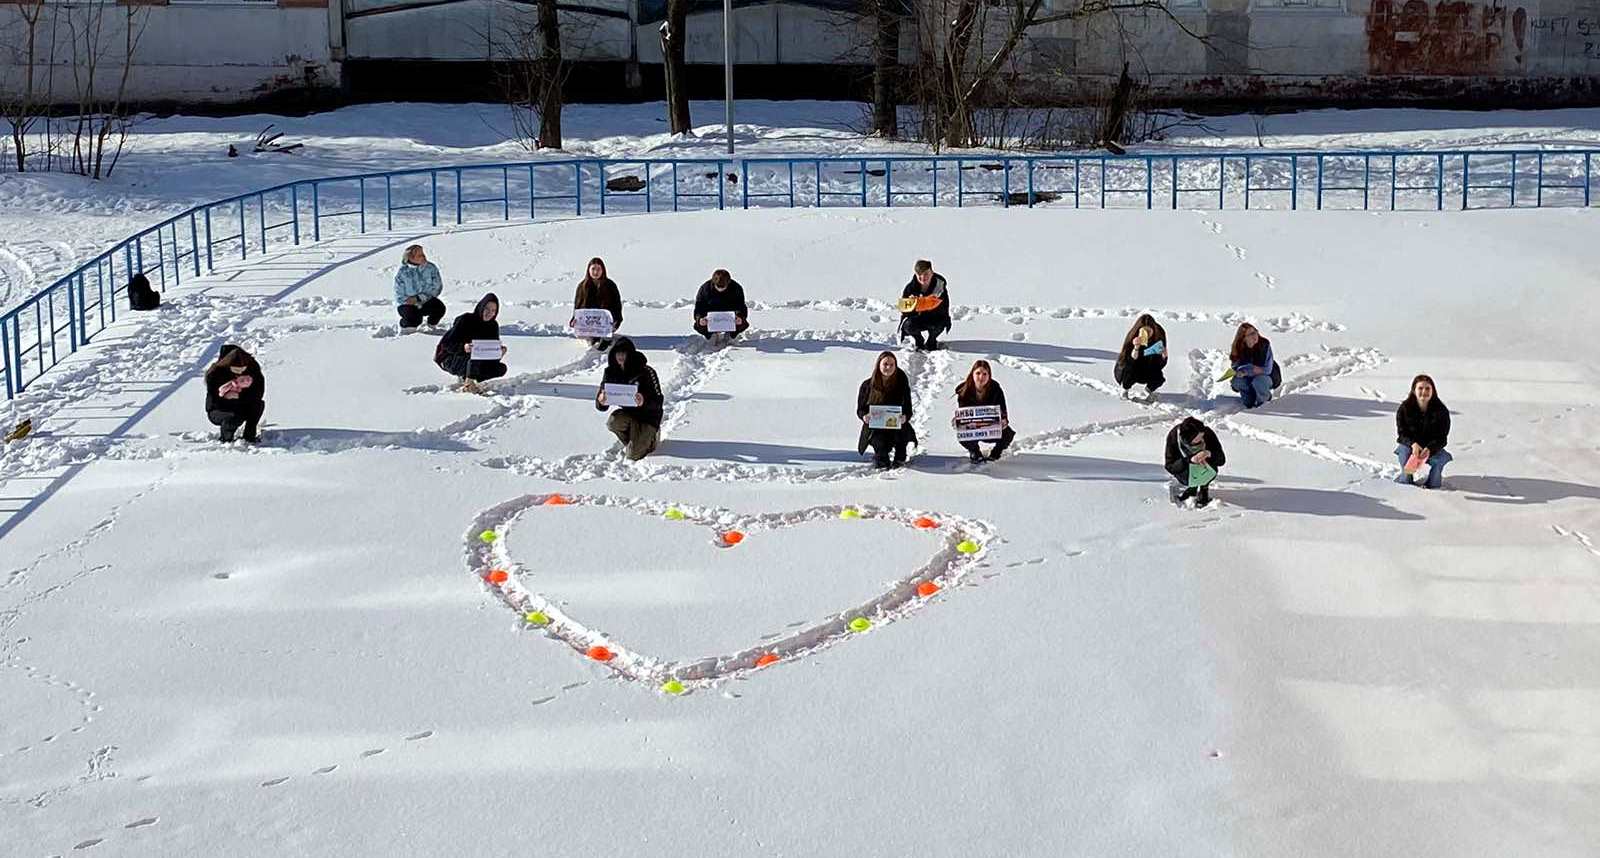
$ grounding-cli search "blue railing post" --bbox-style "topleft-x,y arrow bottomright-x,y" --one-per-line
312,181 -> 321,241
742,161 -> 750,209
1537,152 -> 1544,207
859,159 -> 867,207
1510,153 -> 1518,208
956,159 -> 964,208
1,318 -> 13,400
66,272 -> 79,350
1003,160 -> 1011,208
431,172 -> 439,227
360,177 -> 367,233
1390,155 -> 1398,210
502,167 -> 510,221
1362,155 -> 1371,210
788,161 -> 796,207
259,193 -> 268,252
238,200 -> 247,260
1587,153 -> 1593,207
1245,156 -> 1253,210
1026,160 -> 1034,208
600,164 -> 608,215
1436,154 -> 1444,210
886,160 -> 894,208
1170,157 -> 1178,209
1099,157 -> 1106,208
931,160 -> 939,207
124,243 -> 134,284
1144,157 -> 1153,209
1291,155 -> 1299,210
455,169 -> 464,224
204,206 -> 214,271
190,212 -> 200,277
1316,155 -> 1324,210
529,164 -> 537,218
1217,156 -> 1224,209
1462,154 -> 1470,210
291,184 -> 300,245
575,162 -> 583,216
386,174 -> 394,230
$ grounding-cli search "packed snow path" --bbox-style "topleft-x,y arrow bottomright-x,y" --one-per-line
3,207 -> 1598,857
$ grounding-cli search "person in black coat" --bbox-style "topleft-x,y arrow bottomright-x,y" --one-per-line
953,359 -> 1014,464
204,344 -> 265,443
1164,417 -> 1226,506
692,269 -> 749,340
595,336 -> 664,460
1394,373 -> 1452,489
128,272 -> 160,311
856,350 -> 917,469
436,292 -> 508,390
899,260 -> 951,351
1115,314 -> 1167,400
571,256 -> 623,350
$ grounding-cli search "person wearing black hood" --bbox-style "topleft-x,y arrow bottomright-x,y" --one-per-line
692,269 -> 749,341
1164,416 -> 1226,507
1394,373 -> 1452,489
436,292 -> 508,391
204,344 -> 266,443
595,336 -> 664,460
899,260 -> 951,352
856,351 -> 917,469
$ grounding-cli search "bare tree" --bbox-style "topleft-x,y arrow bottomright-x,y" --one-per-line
660,0 -> 692,135
493,0 -> 573,150
61,0 -> 146,179
1,0 -> 49,171
869,0 -> 902,137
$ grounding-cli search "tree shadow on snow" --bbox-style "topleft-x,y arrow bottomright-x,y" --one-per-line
657,438 -> 862,466
1448,475 -> 1600,506
1219,487 -> 1422,521
941,339 -> 1119,364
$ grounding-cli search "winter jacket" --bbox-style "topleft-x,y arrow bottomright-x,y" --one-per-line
856,370 -> 918,454
204,344 -> 265,414
694,279 -> 748,319
436,293 -> 501,365
394,256 -> 444,306
574,277 -> 624,329
900,274 -> 951,334
956,379 -> 1008,421
1114,322 -> 1168,385
1232,337 -> 1282,389
1164,423 -> 1226,484
1396,398 -> 1450,452
128,273 -> 159,311
595,337 -> 664,428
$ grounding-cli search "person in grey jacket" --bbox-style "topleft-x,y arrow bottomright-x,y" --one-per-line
395,244 -> 445,332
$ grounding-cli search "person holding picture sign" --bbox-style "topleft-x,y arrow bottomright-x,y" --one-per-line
595,336 -> 664,461
1164,417 -> 1226,508
693,269 -> 749,342
899,260 -> 951,352
1394,373 -> 1451,489
856,351 -> 917,470
953,359 -> 1014,464
435,292 -> 507,392
1115,313 -> 1168,401
1226,322 -> 1281,409
571,257 -> 623,349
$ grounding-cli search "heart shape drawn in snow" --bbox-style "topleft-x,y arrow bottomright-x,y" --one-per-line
467,494 -> 997,693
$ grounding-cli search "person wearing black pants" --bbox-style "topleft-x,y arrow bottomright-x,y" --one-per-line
692,269 -> 749,340
204,344 -> 266,443
394,244 -> 446,332
899,260 -> 951,351
1115,313 -> 1167,401
436,293 -> 508,390
954,359 -> 1015,464
856,351 -> 917,469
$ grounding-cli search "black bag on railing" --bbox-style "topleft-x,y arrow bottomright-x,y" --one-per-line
128,273 -> 159,311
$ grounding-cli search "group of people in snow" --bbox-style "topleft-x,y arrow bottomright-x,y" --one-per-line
199,250 -> 1454,498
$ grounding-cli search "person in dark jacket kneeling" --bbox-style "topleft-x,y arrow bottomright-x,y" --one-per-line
204,344 -> 265,443
1115,314 -> 1167,400
128,273 -> 160,311
899,260 -> 951,351
692,269 -> 749,341
1395,373 -> 1451,489
596,336 -> 664,461
953,359 -> 1014,464
1165,416 -> 1226,507
857,350 -> 917,469
436,292 -> 507,391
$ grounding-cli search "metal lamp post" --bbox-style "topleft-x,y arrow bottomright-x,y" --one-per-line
723,0 -> 734,154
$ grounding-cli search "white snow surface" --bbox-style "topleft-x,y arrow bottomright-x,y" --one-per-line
3,105 -> 1600,857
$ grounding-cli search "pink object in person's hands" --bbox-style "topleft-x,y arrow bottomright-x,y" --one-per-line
234,375 -> 253,390
1404,452 -> 1425,475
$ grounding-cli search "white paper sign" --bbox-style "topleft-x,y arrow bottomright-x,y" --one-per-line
954,405 -> 1004,441
867,405 -> 903,430
470,340 -> 503,360
603,383 -> 638,405
706,311 -> 738,333
572,309 -> 614,338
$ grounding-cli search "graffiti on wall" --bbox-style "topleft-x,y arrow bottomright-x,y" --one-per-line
1366,0 -> 1529,74
1528,14 -> 1600,63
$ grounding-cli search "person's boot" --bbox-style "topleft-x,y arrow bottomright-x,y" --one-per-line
925,333 -> 941,351
988,445 -> 1005,461
1197,485 -> 1212,507
968,450 -> 985,465
872,455 -> 891,470
1177,487 -> 1197,504
219,428 -> 236,443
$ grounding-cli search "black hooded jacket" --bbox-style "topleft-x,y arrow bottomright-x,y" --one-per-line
693,279 -> 748,319
1164,423 -> 1226,484
204,344 -> 265,414
1396,398 -> 1450,451
900,274 -> 951,333
1114,320 -> 1168,384
596,337 -> 664,427
437,293 -> 501,364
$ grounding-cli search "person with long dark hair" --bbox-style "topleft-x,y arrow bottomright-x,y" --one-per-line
1395,374 -> 1452,489
436,292 -> 507,392
1228,322 -> 1281,409
204,344 -> 265,443
856,351 -> 917,469
953,359 -> 1014,464
571,257 -> 623,349
1115,314 -> 1167,401
595,336 -> 664,461
1164,416 -> 1225,507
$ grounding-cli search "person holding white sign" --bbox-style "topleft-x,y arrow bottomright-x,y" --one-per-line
692,269 -> 749,342
435,292 -> 507,392
1114,313 -> 1168,401
595,336 -> 664,460
571,257 -> 623,349
856,351 -> 917,470
953,359 -> 1015,464
1164,417 -> 1226,508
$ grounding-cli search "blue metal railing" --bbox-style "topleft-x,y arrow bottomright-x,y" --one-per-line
4,148 -> 1598,400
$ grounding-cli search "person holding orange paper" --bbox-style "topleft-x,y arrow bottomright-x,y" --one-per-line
899,259 -> 951,352
1395,374 -> 1451,489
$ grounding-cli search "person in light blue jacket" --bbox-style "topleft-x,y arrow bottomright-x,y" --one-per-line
1228,322 -> 1281,409
395,244 -> 445,332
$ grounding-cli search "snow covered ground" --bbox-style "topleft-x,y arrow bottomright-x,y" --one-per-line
3,195 -> 1600,856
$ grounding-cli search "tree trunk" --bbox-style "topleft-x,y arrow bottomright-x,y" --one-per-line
870,0 -> 900,138
662,0 -> 692,134
1099,62 -> 1134,147
537,0 -> 563,149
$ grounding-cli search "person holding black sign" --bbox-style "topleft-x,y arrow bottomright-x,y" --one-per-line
595,336 -> 664,460
953,359 -> 1014,464
1115,313 -> 1167,400
1164,417 -> 1226,507
856,350 -> 917,470
571,257 -> 623,349
436,292 -> 507,391
899,260 -> 951,351
693,269 -> 749,341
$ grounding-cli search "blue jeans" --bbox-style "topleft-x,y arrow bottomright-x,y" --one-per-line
1231,373 -> 1273,408
1395,444 -> 1452,488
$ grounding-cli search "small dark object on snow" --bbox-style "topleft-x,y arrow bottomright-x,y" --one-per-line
1103,140 -> 1127,155
227,144 -> 238,158
1003,191 -> 1061,206
606,175 -> 647,192
702,171 -> 738,184
128,272 -> 160,311
254,124 -> 304,155
844,168 -> 887,177
4,418 -> 33,443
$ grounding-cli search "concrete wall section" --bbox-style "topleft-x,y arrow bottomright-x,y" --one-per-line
343,0 -> 632,61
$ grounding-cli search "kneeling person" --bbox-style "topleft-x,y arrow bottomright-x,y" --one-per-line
595,337 -> 664,461
1164,417 -> 1226,507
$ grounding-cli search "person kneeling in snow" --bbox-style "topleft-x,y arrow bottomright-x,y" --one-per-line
1228,322 -> 1281,409
394,244 -> 446,332
692,269 -> 749,341
595,337 -> 664,461
205,344 -> 265,443
436,293 -> 507,391
857,351 -> 917,470
571,256 -> 623,350
954,359 -> 1014,464
899,260 -> 951,351
1115,314 -> 1167,400
1165,417 -> 1225,507
1395,373 -> 1451,489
